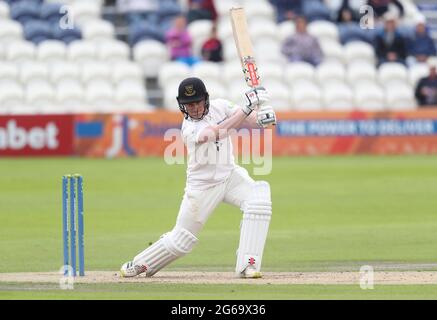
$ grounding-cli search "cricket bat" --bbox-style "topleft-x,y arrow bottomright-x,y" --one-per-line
230,7 -> 260,88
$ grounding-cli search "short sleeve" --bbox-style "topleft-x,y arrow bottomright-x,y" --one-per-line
214,98 -> 240,118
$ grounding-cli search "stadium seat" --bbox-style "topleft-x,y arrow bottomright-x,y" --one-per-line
163,81 -> 181,111
262,79 -> 290,111
378,62 -> 409,86
302,0 -> 331,21
97,40 -> 130,64
319,39 -> 345,64
40,2 -> 63,24
0,1 -> 10,19
52,24 -> 82,44
385,83 -> 417,110
115,81 -> 149,112
19,61 -> 48,85
346,62 -> 377,85
70,1 -> 102,26
56,79 -> 85,111
23,20 -> 53,44
133,40 -> 170,78
283,62 -> 316,86
223,61 -> 245,88
338,23 -> 375,44
354,83 -> 386,111
10,0 -> 40,24
49,61 -> 80,84
158,61 -> 191,90
249,20 -> 279,42
0,81 -> 24,113
205,81 -> 227,101
6,40 -> 36,65
245,0 -> 275,23
37,40 -> 67,64
192,61 -> 222,84
254,38 -> 283,63
25,80 -> 56,111
289,80 -> 323,111
307,20 -> 339,42
408,63 -> 429,87
278,20 -> 296,42
0,20 -> 24,44
316,61 -> 346,84
68,41 -> 97,64
223,38 -> 239,61
258,63 -> 283,82
214,0 -> 238,18
0,62 -> 19,85
81,61 -> 111,84
344,41 -> 376,65
82,19 -> 115,42
217,15 -> 233,42
128,21 -> 165,47
187,20 -> 213,57
85,80 -> 115,112
322,82 -> 354,110
112,62 -> 143,86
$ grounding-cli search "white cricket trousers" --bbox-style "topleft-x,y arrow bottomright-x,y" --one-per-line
175,166 -> 255,236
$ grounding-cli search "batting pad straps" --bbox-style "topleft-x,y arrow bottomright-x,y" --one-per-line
133,227 -> 198,277
236,181 -> 272,275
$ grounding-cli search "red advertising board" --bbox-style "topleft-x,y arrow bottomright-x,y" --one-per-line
0,115 -> 74,156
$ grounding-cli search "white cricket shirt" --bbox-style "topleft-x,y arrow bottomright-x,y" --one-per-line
181,99 -> 238,190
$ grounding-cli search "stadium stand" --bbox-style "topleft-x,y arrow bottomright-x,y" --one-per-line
0,0 -> 436,113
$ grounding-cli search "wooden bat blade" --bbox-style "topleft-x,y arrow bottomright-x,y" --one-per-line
230,7 -> 260,87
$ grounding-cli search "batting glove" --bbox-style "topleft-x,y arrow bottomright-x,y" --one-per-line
242,86 -> 269,115
256,105 -> 277,128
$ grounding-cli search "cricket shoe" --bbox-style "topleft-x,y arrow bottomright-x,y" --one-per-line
119,261 -> 147,278
240,265 -> 262,279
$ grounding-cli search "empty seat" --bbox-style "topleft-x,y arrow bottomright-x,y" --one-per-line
128,22 -> 164,47
0,62 -> 19,85
81,62 -> 111,84
115,81 -> 148,112
217,15 -> 234,42
112,62 -> 143,86
378,62 -> 408,86
223,61 -> 245,87
254,38 -> 283,63
408,63 -> 429,87
133,40 -> 170,78
37,40 -> 67,64
56,79 -> 85,110
289,80 -> 322,111
0,19 -> 23,44
0,1 -> 10,19
20,61 -> 49,85
308,20 -> 339,42
23,20 -> 53,44
223,38 -> 239,61
49,61 -> 80,83
52,24 -> 82,44
97,40 -> 130,63
258,63 -> 283,82
322,82 -> 354,110
6,41 -> 36,65
347,62 -> 377,84
0,81 -> 24,112
187,19 -> 213,56
319,39 -> 345,64
385,83 -> 417,110
10,0 -> 40,24
354,83 -> 386,111
316,61 -> 346,84
344,41 -> 375,65
284,62 -> 316,86
205,81 -> 227,101
85,81 -> 114,112
70,1 -> 102,26
249,20 -> 280,41
82,19 -> 115,42
40,2 -> 63,24
192,61 -> 222,83
68,41 -> 96,64
278,20 -> 296,42
262,80 -> 290,111
158,61 -> 191,89
25,80 -> 56,110
245,1 -> 275,22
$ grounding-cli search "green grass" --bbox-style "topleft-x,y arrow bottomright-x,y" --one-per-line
1,156 -> 437,299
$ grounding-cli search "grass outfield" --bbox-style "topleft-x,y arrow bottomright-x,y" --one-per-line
1,156 -> 437,299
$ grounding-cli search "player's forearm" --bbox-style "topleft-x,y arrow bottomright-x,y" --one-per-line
197,109 -> 248,143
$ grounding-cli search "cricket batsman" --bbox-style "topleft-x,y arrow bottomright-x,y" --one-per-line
120,77 -> 276,278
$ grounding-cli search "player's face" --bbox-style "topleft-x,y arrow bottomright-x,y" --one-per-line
185,100 -> 205,120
